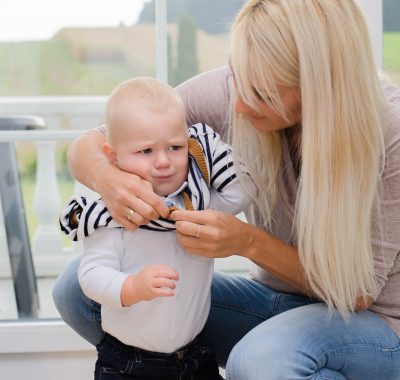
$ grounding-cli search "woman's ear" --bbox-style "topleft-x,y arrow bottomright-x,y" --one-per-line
102,143 -> 117,165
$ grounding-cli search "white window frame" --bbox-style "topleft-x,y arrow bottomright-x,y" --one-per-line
356,0 -> 383,70
155,0 -> 168,83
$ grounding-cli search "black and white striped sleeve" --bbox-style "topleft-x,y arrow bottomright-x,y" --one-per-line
188,123 -> 254,215
59,196 -> 121,241
188,123 -> 237,192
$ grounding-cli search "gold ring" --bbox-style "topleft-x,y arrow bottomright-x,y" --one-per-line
196,224 -> 201,238
127,208 -> 135,220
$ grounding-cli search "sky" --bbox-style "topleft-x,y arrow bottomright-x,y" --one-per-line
0,0 -> 148,41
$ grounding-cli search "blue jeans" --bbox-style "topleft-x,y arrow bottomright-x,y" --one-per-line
95,331 -> 222,380
53,257 -> 400,380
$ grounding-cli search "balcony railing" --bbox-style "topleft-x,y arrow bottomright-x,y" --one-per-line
0,97 -> 107,279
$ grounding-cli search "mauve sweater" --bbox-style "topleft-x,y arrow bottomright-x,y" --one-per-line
177,66 -> 400,336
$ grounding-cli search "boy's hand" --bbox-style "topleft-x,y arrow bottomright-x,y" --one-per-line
120,265 -> 179,306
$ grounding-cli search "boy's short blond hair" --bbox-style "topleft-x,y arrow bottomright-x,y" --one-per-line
105,77 -> 185,144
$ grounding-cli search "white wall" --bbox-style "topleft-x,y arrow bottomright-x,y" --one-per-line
0,321 -> 96,380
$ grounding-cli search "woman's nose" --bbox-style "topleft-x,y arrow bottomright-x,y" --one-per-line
235,95 -> 253,114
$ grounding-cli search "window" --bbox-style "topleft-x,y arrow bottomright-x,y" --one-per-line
383,0 -> 400,85
0,0 -> 395,323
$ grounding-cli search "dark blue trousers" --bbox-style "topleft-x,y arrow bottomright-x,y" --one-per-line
95,331 -> 223,380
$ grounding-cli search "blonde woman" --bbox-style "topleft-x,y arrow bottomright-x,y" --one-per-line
53,1 -> 400,379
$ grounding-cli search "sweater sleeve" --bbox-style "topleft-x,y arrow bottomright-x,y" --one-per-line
78,228 -> 128,309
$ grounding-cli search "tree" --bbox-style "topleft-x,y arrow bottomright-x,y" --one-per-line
174,15 -> 199,86
138,0 -> 245,34
383,0 -> 400,32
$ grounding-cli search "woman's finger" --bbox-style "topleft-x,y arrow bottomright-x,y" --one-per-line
175,232 -> 213,254
171,210 -> 214,225
134,181 -> 170,219
174,220 -> 206,238
101,171 -> 170,221
124,205 -> 151,226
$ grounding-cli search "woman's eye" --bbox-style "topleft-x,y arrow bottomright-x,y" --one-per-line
168,145 -> 181,151
253,87 -> 273,103
140,148 -> 152,154
254,88 -> 263,100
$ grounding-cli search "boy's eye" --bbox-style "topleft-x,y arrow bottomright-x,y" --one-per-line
168,145 -> 181,151
140,148 -> 152,154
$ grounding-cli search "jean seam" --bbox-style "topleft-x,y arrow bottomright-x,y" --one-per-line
317,340 -> 400,359
86,298 -> 102,329
211,300 -> 270,320
126,359 -> 134,375
271,293 -> 284,316
312,340 -> 400,377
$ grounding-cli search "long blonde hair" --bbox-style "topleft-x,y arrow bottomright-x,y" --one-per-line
230,0 -> 386,316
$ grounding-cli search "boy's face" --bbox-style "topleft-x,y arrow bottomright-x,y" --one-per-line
107,104 -> 189,197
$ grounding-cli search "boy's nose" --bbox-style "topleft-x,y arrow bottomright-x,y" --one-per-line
235,94 -> 253,114
154,152 -> 170,169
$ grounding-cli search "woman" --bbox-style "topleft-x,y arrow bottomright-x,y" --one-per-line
54,1 -> 400,378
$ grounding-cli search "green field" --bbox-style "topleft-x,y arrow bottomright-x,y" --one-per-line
383,32 -> 400,84
1,31 -> 398,96
0,39 -> 137,96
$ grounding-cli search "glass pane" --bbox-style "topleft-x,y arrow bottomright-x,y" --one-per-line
0,1 -> 152,322
383,0 -> 400,85
0,0 -> 152,96
138,0 -> 245,86
0,0 -> 250,323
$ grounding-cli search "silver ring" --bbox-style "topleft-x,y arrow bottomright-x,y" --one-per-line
196,224 -> 201,238
127,208 -> 135,220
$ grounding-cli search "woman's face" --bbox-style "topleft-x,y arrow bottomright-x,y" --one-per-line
235,85 -> 301,133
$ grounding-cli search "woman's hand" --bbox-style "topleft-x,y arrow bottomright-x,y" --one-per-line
170,209 -> 252,258
68,131 -> 170,230
96,164 -> 171,231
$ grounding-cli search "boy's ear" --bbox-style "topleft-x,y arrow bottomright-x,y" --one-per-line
102,142 -> 117,165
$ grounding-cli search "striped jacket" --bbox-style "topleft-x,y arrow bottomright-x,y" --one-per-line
59,123 -> 242,241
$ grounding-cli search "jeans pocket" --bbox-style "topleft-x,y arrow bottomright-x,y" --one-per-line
95,361 -> 125,380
